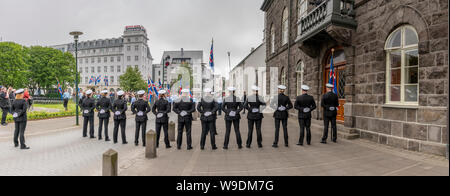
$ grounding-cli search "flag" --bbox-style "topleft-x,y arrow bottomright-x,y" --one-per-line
95,75 -> 102,86
209,39 -> 214,72
158,79 -> 162,89
328,51 -> 338,94
104,76 -> 109,86
56,78 -> 63,100
167,84 -> 171,96
89,76 -> 94,84
151,79 -> 159,97
179,78 -> 183,95
189,89 -> 193,98
148,78 -> 153,103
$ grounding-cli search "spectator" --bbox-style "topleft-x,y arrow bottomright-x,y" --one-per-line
63,89 -> 71,111
0,86 -> 10,126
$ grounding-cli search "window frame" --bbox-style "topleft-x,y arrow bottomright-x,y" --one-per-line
281,8 -> 289,46
296,61 -> 305,96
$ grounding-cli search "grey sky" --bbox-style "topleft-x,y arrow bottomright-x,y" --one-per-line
0,0 -> 265,78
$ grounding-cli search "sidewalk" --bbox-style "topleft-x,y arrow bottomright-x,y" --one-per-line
118,113 -> 449,176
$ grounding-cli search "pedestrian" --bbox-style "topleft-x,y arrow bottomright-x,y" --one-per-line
81,90 -> 96,138
130,93 -> 136,106
12,89 -> 30,150
0,86 -> 10,126
270,85 -> 293,148
216,92 -> 223,116
131,90 -> 151,147
23,88 -> 32,111
197,88 -> 219,150
222,87 -> 243,150
63,89 -> 71,111
321,83 -> 339,144
242,91 -> 247,114
8,88 -> 15,113
96,90 -> 111,141
110,91 -> 115,105
112,91 -> 128,144
294,85 -> 317,146
244,86 -> 266,148
152,90 -> 172,149
173,89 -> 196,150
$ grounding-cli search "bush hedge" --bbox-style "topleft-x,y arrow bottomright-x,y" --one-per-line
5,110 -> 76,123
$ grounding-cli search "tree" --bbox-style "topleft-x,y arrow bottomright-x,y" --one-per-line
0,42 -> 30,88
119,67 -> 147,92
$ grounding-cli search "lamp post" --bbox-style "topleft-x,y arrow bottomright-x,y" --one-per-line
70,31 -> 83,126
163,55 -> 171,88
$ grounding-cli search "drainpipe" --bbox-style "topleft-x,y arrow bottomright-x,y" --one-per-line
447,12 -> 449,159
287,0 -> 292,98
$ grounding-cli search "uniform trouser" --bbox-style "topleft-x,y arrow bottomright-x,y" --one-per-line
14,121 -> 27,147
274,118 -> 288,145
135,120 -> 147,145
113,119 -> 127,143
247,119 -> 263,146
98,118 -> 109,139
63,99 -> 69,110
1,107 -> 8,124
156,122 -> 169,147
177,121 -> 192,148
224,120 -> 242,147
299,118 -> 312,144
83,116 -> 95,137
322,116 -> 337,141
200,120 -> 216,148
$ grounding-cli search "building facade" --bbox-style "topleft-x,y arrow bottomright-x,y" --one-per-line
51,25 -> 153,91
261,0 -> 448,156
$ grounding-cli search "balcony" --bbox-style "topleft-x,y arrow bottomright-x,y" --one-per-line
296,0 -> 357,57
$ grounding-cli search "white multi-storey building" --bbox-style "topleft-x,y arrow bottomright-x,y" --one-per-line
51,25 -> 153,91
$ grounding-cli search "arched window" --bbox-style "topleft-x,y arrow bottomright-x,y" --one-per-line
385,25 -> 419,105
281,67 -> 287,86
296,61 -> 305,96
270,25 -> 275,54
282,8 -> 289,45
297,0 -> 307,36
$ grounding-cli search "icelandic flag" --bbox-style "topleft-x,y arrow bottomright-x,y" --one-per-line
151,79 -> 159,97
96,75 -> 102,86
189,89 -> 193,98
89,76 -> 94,84
209,39 -> 214,72
148,79 -> 153,103
104,76 -> 109,86
167,84 -> 171,96
158,79 -> 162,89
328,52 -> 338,94
56,78 -> 63,100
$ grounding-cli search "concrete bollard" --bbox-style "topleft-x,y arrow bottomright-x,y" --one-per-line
169,121 -> 176,142
146,130 -> 157,159
102,149 -> 118,176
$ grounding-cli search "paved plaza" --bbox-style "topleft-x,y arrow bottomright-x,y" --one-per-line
0,112 -> 448,176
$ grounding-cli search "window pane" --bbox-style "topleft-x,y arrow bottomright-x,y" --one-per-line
405,50 -> 418,67
405,28 -> 419,46
405,67 -> 418,84
391,68 -> 401,85
405,85 -> 418,102
390,51 -> 401,68
390,86 -> 401,102
387,30 -> 401,48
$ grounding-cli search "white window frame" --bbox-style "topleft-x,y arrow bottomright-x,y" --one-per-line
270,25 -> 275,54
296,61 -> 305,96
385,25 -> 419,106
282,8 -> 289,46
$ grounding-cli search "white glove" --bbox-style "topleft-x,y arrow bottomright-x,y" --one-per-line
180,111 -> 187,117
84,110 -> 89,114
157,113 -> 164,118
303,108 -> 311,113
99,109 -> 105,114
329,107 -> 336,111
205,112 -> 212,117
12,113 -> 18,118
252,108 -> 260,113
137,111 -> 144,116
229,111 -> 236,117
278,106 -> 286,111
115,111 -> 121,116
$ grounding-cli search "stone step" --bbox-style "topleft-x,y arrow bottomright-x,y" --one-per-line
337,131 -> 360,140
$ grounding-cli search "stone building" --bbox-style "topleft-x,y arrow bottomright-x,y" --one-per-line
261,0 -> 448,156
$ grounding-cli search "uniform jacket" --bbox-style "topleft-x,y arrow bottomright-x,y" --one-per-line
244,94 -> 266,120
222,95 -> 243,121
12,99 -> 28,122
96,97 -> 111,119
112,98 -> 128,120
131,99 -> 151,122
173,97 -> 196,123
294,93 -> 317,119
81,97 -> 96,117
197,96 -> 219,122
270,93 -> 293,119
321,92 -> 339,118
152,98 -> 171,124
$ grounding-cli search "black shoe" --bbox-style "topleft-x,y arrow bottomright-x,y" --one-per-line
320,141 -> 327,144
200,147 -> 205,150
1,123 -> 7,126
166,146 -> 172,149
177,147 -> 181,150
285,144 -> 289,147
246,145 -> 251,148
307,142 -> 311,145
272,144 -> 278,148
332,140 -> 337,143
297,143 -> 303,146
114,141 -> 118,144
105,138 -> 111,142
223,146 -> 228,150
258,145 -> 263,148
143,144 -> 146,147
187,146 -> 193,150
212,146 -> 218,150
98,138 -> 102,141
14,144 -> 19,148
90,136 -> 96,139
83,135 -> 88,138
123,142 -> 128,144
20,146 -> 30,150
238,146 -> 243,149
135,143 -> 138,146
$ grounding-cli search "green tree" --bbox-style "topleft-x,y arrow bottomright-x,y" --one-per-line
119,67 -> 147,92
0,42 -> 30,88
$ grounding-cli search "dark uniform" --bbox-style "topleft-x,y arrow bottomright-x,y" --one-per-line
270,93 -> 293,147
197,96 -> 219,150
81,96 -> 96,138
0,91 -> 10,125
96,96 -> 111,141
12,99 -> 28,149
244,94 -> 266,148
131,99 -> 151,146
152,97 -> 171,148
112,98 -> 128,144
294,93 -> 317,145
321,91 -> 339,143
222,95 -> 243,149
173,97 -> 196,150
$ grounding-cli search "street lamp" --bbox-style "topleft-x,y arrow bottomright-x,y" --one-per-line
70,31 -> 83,126
163,55 -> 170,88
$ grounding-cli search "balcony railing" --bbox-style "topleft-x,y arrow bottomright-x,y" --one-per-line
297,0 -> 357,43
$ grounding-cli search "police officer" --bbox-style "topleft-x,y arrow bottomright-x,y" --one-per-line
222,87 -> 243,150
12,89 -> 29,150
294,85 -> 317,146
270,85 -> 293,148
197,88 -> 219,150
152,90 -> 171,149
96,90 -> 111,141
244,86 -> 266,148
81,90 -> 96,138
173,89 -> 196,150
131,90 -> 151,146
112,90 -> 128,144
321,83 -> 339,144
0,86 -> 10,126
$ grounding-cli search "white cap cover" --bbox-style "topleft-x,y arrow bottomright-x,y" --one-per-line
252,85 -> 260,91
159,90 -> 167,95
101,90 -> 108,94
278,85 -> 287,90
86,90 -> 93,95
117,91 -> 125,96
227,87 -> 236,91
16,89 -> 24,94
137,90 -> 145,95
301,85 -> 310,91
326,83 -> 334,88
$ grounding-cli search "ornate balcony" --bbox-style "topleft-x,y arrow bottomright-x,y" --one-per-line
296,0 -> 357,57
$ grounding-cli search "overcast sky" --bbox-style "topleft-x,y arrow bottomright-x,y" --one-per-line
0,0 -> 265,78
